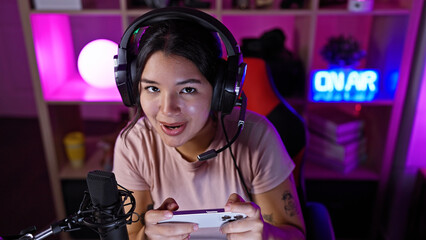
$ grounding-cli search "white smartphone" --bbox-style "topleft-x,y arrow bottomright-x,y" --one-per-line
158,208 -> 247,228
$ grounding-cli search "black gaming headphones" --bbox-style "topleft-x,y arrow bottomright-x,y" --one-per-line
114,7 -> 247,115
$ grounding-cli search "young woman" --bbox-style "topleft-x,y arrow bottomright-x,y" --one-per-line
113,8 -> 305,240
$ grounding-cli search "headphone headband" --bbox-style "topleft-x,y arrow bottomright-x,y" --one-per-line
119,7 -> 242,60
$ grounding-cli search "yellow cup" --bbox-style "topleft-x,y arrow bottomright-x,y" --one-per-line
63,131 -> 85,168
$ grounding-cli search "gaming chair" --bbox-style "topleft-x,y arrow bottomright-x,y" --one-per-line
242,57 -> 335,240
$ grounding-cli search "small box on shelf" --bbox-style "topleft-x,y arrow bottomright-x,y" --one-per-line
348,0 -> 374,12
33,0 -> 82,10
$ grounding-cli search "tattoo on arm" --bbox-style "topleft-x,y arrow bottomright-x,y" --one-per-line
146,203 -> 154,211
282,191 -> 300,217
141,203 -> 154,225
263,213 -> 273,223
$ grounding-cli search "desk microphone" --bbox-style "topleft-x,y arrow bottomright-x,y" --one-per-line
197,92 -> 247,161
86,170 -> 130,240
7,171 -> 136,240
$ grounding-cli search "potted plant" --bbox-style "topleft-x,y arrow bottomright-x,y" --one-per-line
320,35 -> 366,68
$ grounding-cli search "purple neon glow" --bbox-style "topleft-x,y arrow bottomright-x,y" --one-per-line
406,61 -> 426,167
30,14 -> 121,102
77,39 -> 118,88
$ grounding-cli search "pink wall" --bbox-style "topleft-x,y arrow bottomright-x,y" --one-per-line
222,15 -> 296,52
0,0 -> 37,117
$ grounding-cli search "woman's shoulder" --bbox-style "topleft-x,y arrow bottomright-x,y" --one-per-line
117,117 -> 155,145
245,109 -> 273,126
229,108 -> 275,132
114,117 -> 165,164
225,108 -> 279,143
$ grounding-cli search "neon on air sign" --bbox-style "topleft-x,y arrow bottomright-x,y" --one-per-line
311,69 -> 379,102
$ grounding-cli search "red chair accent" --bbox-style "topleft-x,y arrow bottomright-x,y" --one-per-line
242,57 -> 280,116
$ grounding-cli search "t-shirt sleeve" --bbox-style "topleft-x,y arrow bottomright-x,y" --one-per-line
248,116 -> 295,194
112,132 -> 150,191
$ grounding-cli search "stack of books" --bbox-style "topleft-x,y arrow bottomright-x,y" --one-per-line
305,109 -> 367,173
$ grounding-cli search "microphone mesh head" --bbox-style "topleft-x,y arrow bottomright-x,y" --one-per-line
86,170 -> 119,207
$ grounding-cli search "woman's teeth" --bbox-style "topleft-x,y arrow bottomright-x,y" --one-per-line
166,125 -> 180,129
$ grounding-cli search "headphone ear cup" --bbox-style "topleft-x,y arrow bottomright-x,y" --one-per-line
211,59 -> 227,112
221,55 -> 240,114
115,49 -> 137,107
127,60 -> 138,106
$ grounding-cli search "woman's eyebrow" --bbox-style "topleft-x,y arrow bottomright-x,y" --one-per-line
141,78 -> 158,84
140,78 -> 202,85
177,79 -> 202,85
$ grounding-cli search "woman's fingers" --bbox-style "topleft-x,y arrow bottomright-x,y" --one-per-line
226,201 -> 260,219
158,197 -> 180,211
220,217 -> 263,234
144,209 -> 174,225
146,222 -> 199,239
225,193 -> 256,218
222,193 -> 264,239
226,193 -> 245,205
145,197 -> 180,225
225,193 -> 259,218
144,198 -> 199,239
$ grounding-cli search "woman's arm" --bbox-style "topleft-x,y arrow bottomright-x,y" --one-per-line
124,190 -> 153,240
221,174 -> 306,240
254,174 -> 306,239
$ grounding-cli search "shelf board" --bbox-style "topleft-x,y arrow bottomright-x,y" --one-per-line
27,2 -> 411,16
30,9 -> 122,15
220,9 -> 312,16
126,9 -> 217,17
304,161 -> 380,181
317,2 -> 411,16
126,9 -> 155,17
43,78 -> 123,104
306,100 -> 394,106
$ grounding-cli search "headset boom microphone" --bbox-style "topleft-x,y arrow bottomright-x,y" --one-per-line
86,170 -> 129,240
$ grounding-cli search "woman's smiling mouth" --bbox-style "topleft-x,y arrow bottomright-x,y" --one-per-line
160,122 -> 186,136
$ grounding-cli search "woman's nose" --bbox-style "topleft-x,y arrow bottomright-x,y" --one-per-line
161,92 -> 180,115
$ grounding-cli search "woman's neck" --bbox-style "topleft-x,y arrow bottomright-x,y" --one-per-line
176,117 -> 216,162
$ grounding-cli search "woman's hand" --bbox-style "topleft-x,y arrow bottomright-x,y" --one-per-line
220,193 -> 265,239
144,198 -> 199,239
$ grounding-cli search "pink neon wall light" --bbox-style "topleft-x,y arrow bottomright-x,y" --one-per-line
30,14 -> 121,102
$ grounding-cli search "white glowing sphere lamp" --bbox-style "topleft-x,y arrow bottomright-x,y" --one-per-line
77,39 -> 118,88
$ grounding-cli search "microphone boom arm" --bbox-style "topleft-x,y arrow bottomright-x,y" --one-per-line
16,186 -> 137,240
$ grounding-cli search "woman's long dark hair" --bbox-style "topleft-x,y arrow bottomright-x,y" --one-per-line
121,19 -> 223,138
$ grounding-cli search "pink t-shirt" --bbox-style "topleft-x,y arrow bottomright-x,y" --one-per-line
113,109 -> 294,210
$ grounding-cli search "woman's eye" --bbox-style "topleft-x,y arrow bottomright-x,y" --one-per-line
181,87 -> 196,94
145,86 -> 159,93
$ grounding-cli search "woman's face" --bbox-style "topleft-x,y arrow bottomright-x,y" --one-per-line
140,51 -> 213,148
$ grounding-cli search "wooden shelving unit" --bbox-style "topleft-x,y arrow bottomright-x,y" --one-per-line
17,0 -> 423,238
